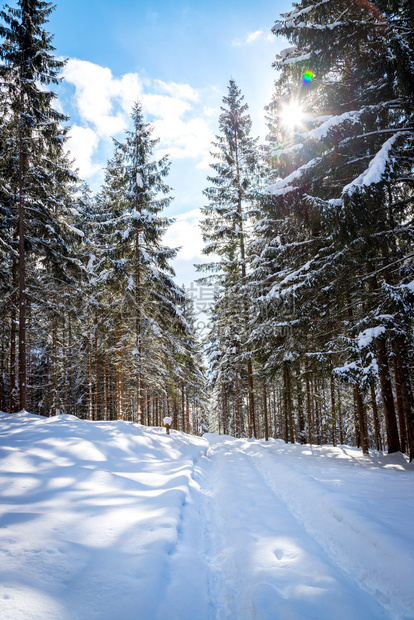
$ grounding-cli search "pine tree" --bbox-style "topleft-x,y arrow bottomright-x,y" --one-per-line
0,0 -> 74,411
251,0 -> 414,455
198,79 -> 261,437
94,102 -> 200,425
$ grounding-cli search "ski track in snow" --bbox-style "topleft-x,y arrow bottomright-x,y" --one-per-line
0,413 -> 413,620
243,441 -> 414,618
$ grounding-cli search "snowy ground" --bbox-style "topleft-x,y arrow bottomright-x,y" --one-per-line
0,412 -> 413,620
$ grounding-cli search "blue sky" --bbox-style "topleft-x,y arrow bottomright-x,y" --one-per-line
47,0 -> 292,305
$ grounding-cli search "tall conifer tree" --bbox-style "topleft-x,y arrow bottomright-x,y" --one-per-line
198,80 -> 260,437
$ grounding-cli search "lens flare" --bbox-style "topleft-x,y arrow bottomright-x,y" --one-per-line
303,70 -> 314,84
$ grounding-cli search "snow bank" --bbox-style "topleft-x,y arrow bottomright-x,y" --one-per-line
0,412 -> 206,620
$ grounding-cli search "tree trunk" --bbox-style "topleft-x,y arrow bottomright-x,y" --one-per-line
314,378 -> 321,445
262,381 -> 269,441
88,322 -> 93,421
370,384 -> 382,451
377,337 -> 401,453
296,365 -> 305,443
306,369 -> 314,445
0,318 -> 5,411
9,261 -> 17,413
18,132 -> 27,412
393,336 -> 414,461
235,371 -> 241,438
283,361 -> 295,443
392,344 -> 406,453
94,314 -> 99,421
103,351 -> 108,421
247,360 -> 256,438
353,386 -> 361,448
355,385 -> 369,454
181,382 -> 186,433
337,385 -> 344,445
330,374 -> 337,447
68,315 -> 73,416
51,313 -> 57,416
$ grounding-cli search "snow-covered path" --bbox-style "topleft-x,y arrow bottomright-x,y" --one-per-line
0,413 -> 413,620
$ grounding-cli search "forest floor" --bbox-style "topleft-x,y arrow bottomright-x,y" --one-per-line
0,412 -> 413,620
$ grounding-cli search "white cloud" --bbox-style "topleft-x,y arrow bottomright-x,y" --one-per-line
63,59 -> 142,137
155,80 -> 200,102
232,30 -> 275,46
164,209 -> 205,260
154,116 -> 214,161
66,125 -> 100,178
247,30 -> 265,43
60,59 -> 215,181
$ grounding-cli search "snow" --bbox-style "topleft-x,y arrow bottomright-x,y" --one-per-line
308,109 -> 361,141
266,157 -> 321,196
357,325 -> 386,349
343,132 -> 406,195
0,412 -> 413,620
136,172 -> 144,188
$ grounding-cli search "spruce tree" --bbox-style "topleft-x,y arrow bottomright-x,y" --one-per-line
198,79 -> 260,437
0,0 -> 74,411
251,0 -> 414,455
95,102 -> 194,423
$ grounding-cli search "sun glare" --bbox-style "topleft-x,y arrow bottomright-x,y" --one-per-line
279,100 -> 304,131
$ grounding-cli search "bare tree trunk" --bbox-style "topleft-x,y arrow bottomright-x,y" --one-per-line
94,314 -> 99,421
306,370 -> 313,445
181,382 -> 186,433
9,262 -> 17,413
68,315 -> 73,416
330,374 -> 337,447
272,383 -> 277,438
355,385 -> 369,454
296,365 -> 305,443
88,322 -> 93,421
62,314 -> 68,414
353,386 -> 361,448
103,351 -> 108,421
370,384 -> 382,451
235,371 -> 241,438
0,318 -> 5,411
51,312 -> 57,416
247,360 -> 256,438
314,378 -> 321,445
186,391 -> 190,434
393,336 -> 414,461
392,342 -> 407,453
337,385 -> 344,445
262,380 -> 269,441
283,361 -> 295,443
377,337 -> 400,453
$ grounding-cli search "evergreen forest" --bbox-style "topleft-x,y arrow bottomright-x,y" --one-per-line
1,0 -> 414,462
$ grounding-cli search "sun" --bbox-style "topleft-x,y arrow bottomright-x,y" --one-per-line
279,100 -> 304,131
